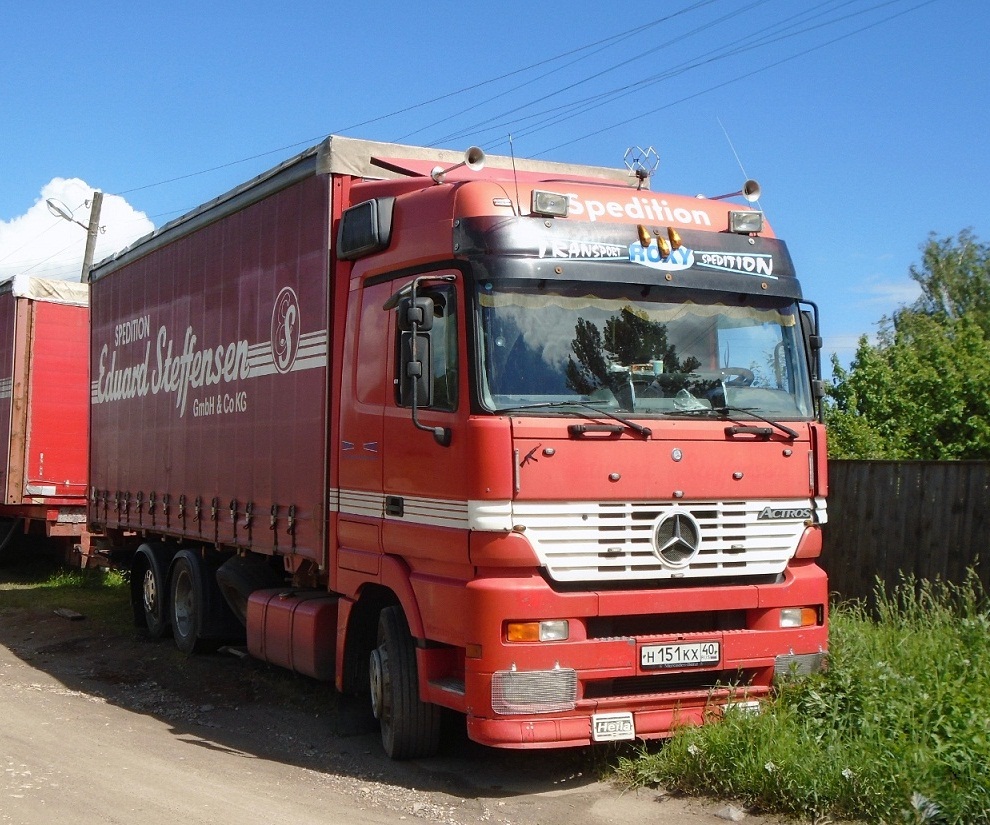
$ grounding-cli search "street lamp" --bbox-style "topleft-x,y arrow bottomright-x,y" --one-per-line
45,192 -> 104,283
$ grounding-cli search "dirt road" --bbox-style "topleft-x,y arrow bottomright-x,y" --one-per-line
0,593 -> 790,825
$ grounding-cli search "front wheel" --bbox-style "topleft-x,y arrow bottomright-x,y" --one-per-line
369,606 -> 441,759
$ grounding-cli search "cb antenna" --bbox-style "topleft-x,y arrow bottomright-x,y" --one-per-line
508,134 -> 521,215
717,115 -> 762,208
623,146 -> 659,190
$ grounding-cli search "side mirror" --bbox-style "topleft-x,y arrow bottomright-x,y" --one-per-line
390,281 -> 453,448
398,296 -> 434,332
800,302 -> 825,422
399,332 -> 433,407
800,308 -> 822,380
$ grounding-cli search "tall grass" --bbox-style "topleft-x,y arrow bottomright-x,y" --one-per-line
616,572 -> 990,824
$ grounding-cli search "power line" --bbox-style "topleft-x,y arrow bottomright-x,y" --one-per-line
426,0 -> 779,147
113,0 -> 719,198
394,0 -> 720,143
430,0 -> 922,152
535,0 -> 939,156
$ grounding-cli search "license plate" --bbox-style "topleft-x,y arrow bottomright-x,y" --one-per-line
640,641 -> 720,669
592,712 -> 635,742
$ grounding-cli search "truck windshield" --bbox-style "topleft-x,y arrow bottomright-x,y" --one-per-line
475,280 -> 813,419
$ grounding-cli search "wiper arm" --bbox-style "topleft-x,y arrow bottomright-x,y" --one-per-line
495,401 -> 652,439
715,406 -> 800,440
662,405 -> 799,440
576,403 -> 652,439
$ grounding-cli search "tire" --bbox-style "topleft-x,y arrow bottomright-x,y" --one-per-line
170,553 -> 208,655
141,560 -> 171,639
131,543 -> 176,639
369,605 -> 441,760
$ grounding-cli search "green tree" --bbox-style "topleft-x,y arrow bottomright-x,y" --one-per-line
826,230 -> 990,459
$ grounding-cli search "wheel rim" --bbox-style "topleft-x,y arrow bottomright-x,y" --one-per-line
142,568 -> 158,615
173,569 -> 194,638
369,646 -> 389,721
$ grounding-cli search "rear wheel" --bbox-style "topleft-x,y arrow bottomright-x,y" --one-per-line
141,563 -> 170,639
369,605 -> 441,759
170,555 -> 206,654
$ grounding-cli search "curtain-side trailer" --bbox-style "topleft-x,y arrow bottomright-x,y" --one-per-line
88,136 -> 829,759
0,275 -> 89,561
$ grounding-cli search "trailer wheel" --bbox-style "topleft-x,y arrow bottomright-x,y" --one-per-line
141,564 -> 170,639
369,605 -> 441,760
131,543 -> 177,639
170,554 -> 209,655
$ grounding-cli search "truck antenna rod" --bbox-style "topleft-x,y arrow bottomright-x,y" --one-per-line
508,134 -> 521,215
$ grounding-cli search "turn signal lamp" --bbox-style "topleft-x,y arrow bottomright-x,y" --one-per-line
531,190 -> 569,218
779,607 -> 819,628
507,620 -> 569,642
729,210 -> 764,234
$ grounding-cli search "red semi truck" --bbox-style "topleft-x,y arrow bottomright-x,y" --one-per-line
87,136 -> 828,758
0,275 -> 89,560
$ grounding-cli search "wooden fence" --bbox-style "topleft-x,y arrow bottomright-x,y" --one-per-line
820,460 -> 990,602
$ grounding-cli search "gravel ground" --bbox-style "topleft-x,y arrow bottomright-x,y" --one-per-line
0,561 -> 796,825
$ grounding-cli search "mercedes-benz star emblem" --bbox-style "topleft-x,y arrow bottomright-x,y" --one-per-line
654,511 -> 702,568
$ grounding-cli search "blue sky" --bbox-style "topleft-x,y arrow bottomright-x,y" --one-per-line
1,0 -> 984,369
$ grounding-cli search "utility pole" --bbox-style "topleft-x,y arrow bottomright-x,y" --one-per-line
80,191 -> 103,283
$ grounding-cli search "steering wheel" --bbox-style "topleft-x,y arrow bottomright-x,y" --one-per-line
719,367 -> 755,386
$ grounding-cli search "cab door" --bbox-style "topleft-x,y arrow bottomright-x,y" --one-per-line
335,279 -> 393,576
380,271 -> 472,571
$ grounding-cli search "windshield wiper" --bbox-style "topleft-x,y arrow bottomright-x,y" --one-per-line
665,405 -> 799,440
716,406 -> 799,440
494,401 -> 652,439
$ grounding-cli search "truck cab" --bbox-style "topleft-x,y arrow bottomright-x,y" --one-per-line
332,161 -> 827,754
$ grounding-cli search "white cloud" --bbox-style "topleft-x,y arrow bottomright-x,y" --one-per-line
852,278 -> 922,308
0,178 -> 154,283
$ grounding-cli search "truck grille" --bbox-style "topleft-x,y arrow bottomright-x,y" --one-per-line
514,498 -> 823,584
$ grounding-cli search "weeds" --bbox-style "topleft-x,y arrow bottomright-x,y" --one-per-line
1,560 -> 129,625
616,571 -> 990,824
42,567 -> 127,590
